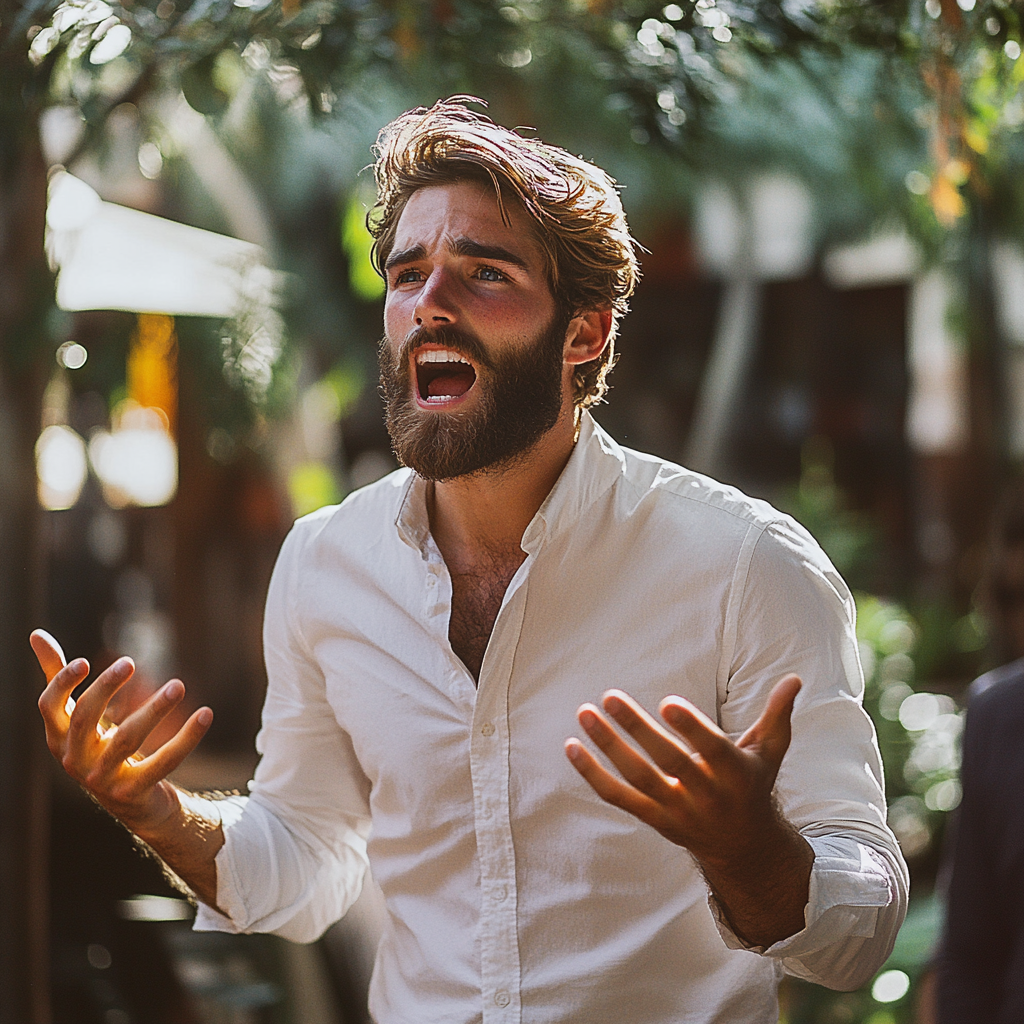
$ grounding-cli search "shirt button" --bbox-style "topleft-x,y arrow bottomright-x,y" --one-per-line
492,885 -> 507,901
480,722 -> 495,737
494,990 -> 511,1008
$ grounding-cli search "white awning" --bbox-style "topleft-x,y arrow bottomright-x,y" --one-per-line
45,171 -> 278,317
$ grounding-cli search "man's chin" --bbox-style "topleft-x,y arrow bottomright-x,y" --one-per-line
391,403 -> 552,482
407,447 -> 534,483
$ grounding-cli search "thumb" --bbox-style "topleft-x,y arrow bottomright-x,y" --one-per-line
30,629 -> 67,683
738,674 -> 802,774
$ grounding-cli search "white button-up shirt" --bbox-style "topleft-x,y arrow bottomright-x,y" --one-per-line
196,413 -> 907,1023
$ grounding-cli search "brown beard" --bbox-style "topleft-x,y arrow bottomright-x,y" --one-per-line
378,317 -> 568,481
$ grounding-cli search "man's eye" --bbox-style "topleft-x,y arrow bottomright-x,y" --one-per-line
476,266 -> 506,282
394,269 -> 422,284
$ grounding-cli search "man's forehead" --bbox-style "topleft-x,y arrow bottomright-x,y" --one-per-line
393,181 -> 545,264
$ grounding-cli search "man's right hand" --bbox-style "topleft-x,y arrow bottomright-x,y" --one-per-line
32,628 -> 213,837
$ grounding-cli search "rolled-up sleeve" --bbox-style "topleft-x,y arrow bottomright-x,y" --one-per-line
712,518 -> 909,990
194,517 -> 372,943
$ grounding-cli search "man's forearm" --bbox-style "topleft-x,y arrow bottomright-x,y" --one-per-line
131,789 -> 226,911
697,801 -> 814,949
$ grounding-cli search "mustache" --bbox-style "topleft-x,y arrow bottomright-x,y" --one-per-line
391,325 -> 494,371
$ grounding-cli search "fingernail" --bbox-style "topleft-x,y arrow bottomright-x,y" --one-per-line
197,708 -> 213,727
565,740 -> 581,761
162,681 -> 184,701
69,659 -> 87,673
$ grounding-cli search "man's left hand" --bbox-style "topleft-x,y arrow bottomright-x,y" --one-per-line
565,674 -> 813,948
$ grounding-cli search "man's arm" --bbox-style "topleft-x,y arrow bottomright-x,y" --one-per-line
566,674 -> 812,948
32,629 -> 224,908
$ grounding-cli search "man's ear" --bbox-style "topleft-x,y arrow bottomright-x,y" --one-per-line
563,309 -> 613,366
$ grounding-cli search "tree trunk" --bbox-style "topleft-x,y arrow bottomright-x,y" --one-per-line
964,220 -> 1007,555
0,124 -> 53,1024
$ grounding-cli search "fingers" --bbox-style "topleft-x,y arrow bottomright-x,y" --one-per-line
658,695 -> 735,768
66,657 -> 135,747
30,629 -> 66,682
37,658 -> 90,750
577,676 -> 803,796
576,703 -> 676,797
31,628 -> 213,829
99,680 -> 186,766
738,674 -> 802,771
600,690 -> 706,787
133,707 -> 214,787
564,737 -> 665,827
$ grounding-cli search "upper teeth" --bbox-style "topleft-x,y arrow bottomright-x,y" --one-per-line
415,349 -> 470,364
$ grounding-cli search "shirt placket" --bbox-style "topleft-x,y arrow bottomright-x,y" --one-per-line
471,564 -> 531,1024
423,537 -> 477,708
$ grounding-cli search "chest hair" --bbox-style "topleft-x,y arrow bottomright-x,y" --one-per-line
448,550 -> 525,682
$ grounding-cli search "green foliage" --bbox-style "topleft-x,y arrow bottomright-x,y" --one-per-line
783,592 -> 959,1022
181,50 -> 233,114
8,0 -> 1024,424
779,436 -> 877,586
321,358 -> 364,418
341,190 -> 385,302
288,458 -> 340,516
774,428 -> 984,1022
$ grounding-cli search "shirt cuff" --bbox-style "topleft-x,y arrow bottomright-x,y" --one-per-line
179,793 -> 250,933
709,834 -> 894,958
191,791 -> 370,943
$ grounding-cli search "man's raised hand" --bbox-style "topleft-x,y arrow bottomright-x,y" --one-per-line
32,629 -> 213,836
565,675 -> 813,947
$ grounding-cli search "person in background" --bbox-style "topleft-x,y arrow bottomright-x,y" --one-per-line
937,486 -> 1024,1023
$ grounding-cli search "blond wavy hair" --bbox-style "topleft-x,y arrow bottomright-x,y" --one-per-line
368,97 -> 640,409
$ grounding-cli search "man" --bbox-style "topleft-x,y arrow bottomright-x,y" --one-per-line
35,98 -> 907,1022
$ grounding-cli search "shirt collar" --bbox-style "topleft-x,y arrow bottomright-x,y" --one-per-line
395,471 -> 430,553
521,411 -> 624,553
393,411 -> 625,556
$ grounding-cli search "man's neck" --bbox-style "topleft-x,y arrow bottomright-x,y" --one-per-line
427,409 -> 578,573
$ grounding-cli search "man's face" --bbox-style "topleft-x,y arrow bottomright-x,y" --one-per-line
380,181 -> 572,481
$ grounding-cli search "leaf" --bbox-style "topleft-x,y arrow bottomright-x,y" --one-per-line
181,51 -> 230,115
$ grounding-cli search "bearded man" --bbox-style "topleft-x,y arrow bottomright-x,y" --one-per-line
35,98 -> 907,1023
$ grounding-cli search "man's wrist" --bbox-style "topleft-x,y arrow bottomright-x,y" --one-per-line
125,787 -> 226,910
697,805 -> 814,948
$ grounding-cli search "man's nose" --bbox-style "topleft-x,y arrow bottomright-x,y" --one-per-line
413,269 -> 457,327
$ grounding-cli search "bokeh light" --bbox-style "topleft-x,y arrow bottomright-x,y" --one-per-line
89,405 -> 177,508
35,424 -> 88,510
56,340 -> 88,369
872,969 -> 911,1004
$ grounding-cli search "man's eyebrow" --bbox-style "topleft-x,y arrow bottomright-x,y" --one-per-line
385,244 -> 427,271
385,238 -> 532,273
450,238 -> 530,271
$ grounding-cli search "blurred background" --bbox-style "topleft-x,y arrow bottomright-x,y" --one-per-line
3,1 -> 1024,1021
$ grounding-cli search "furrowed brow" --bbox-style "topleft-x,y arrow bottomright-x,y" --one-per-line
385,244 -> 427,271
450,238 -> 530,271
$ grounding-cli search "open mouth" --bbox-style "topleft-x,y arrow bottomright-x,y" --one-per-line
414,347 -> 478,405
